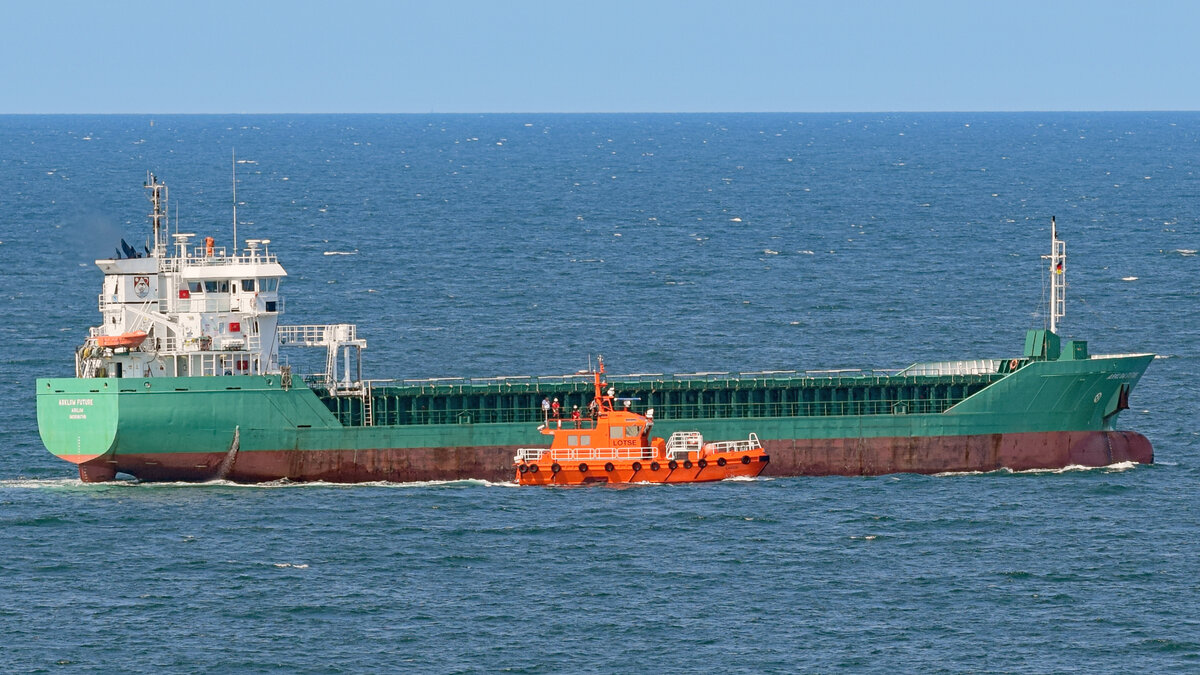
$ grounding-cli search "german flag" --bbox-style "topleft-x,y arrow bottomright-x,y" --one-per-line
1055,261 -> 1064,275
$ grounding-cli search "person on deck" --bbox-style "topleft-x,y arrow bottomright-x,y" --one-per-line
541,396 -> 551,422
571,406 -> 582,428
551,398 -> 561,419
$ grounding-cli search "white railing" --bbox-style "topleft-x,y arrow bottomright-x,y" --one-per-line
156,249 -> 279,271
702,433 -> 762,455
515,445 -> 656,463
666,431 -> 704,460
277,324 -> 357,347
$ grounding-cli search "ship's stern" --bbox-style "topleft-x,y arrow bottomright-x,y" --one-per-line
37,378 -> 120,481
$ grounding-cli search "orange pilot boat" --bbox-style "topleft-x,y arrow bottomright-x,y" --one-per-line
514,358 -> 769,485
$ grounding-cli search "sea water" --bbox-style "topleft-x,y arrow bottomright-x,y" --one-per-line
0,113 -> 1197,672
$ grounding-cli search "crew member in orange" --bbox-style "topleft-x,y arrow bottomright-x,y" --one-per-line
205,236 -> 215,257
551,398 -> 561,419
570,406 -> 582,428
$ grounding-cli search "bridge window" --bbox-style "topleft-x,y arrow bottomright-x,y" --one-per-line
241,279 -> 256,292
204,280 -> 230,293
188,281 -> 203,294
262,278 -> 279,292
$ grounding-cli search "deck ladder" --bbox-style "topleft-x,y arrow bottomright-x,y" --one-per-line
362,384 -> 374,426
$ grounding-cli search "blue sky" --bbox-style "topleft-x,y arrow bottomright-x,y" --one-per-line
3,0 -> 1197,113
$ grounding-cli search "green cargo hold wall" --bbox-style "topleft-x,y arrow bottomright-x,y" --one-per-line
317,374 -> 1002,428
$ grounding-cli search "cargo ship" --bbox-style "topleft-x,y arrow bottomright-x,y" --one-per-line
36,176 -> 1154,483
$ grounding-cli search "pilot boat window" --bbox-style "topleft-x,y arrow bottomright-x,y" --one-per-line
610,426 -> 623,439
241,279 -> 256,292
625,425 -> 642,437
567,435 -> 578,447
580,435 -> 591,446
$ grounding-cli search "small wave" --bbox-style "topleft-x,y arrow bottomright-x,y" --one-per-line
763,249 -> 779,255
1173,249 -> 1196,256
272,562 -> 310,569
323,250 -> 358,256
0,478 -> 93,489
934,461 -> 1140,477
1121,276 -> 1138,281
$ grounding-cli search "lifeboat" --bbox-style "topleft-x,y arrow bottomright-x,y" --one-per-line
94,331 -> 148,349
514,358 -> 768,485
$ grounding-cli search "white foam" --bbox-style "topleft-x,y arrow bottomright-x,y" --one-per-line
323,250 -> 358,256
934,461 -> 1140,477
1121,276 -> 1138,281
0,478 -> 93,489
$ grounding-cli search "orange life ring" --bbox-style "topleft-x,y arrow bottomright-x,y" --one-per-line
1009,359 -> 1020,371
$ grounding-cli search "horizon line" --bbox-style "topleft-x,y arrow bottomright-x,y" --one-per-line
2,109 -> 1199,116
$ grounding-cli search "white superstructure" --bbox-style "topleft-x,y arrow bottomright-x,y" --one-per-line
77,174 -> 365,386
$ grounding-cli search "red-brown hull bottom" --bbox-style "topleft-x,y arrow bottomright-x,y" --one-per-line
76,430 -> 1152,483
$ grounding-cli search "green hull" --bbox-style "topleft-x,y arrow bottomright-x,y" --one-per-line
37,348 -> 1154,482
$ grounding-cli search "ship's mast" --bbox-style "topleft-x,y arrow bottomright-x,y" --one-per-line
145,172 -> 168,258
231,149 -> 238,253
1044,216 -> 1066,333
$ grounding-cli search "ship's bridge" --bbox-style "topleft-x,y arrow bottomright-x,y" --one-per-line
78,175 -> 296,380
